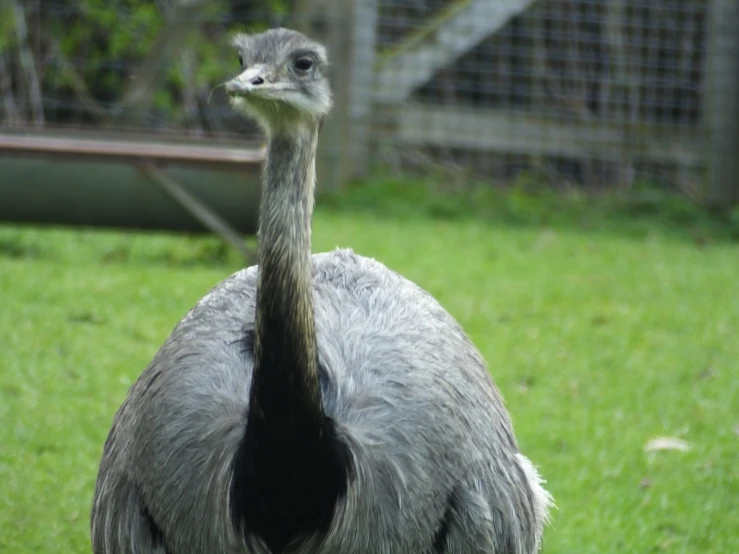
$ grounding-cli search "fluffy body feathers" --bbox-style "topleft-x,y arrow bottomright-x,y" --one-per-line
92,250 -> 552,553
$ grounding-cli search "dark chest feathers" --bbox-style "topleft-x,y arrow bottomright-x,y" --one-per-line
140,496 -> 174,554
431,492 -> 456,554
230,329 -> 354,552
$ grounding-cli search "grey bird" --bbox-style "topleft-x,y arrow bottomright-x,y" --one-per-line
90,28 -> 553,554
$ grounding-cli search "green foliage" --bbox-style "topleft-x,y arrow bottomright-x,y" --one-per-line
33,0 -> 289,126
0,207 -> 738,552
50,1 -> 162,99
0,5 -> 14,52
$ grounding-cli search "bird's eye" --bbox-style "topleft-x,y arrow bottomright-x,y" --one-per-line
294,57 -> 313,72
238,55 -> 244,68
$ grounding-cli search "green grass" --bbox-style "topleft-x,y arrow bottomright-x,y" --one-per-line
1,192 -> 738,553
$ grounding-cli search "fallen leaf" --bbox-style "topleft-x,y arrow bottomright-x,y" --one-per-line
644,437 -> 691,452
590,315 -> 609,326
698,367 -> 717,380
516,375 -> 534,393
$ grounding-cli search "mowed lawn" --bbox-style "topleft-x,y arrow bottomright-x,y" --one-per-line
0,211 -> 737,553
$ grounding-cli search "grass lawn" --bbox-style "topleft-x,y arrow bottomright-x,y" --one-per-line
0,204 -> 737,553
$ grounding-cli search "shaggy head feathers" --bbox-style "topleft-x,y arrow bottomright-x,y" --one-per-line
226,28 -> 333,134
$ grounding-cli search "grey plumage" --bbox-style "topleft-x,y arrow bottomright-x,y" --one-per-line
91,28 -> 552,554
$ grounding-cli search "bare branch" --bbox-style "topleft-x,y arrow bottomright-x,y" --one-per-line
179,45 -> 203,136
112,0 -> 211,125
45,36 -> 108,122
0,54 -> 21,127
12,0 -> 44,127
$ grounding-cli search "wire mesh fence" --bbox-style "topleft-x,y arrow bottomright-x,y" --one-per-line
0,0 -> 274,142
1,0 -> 738,198
372,0 -> 737,196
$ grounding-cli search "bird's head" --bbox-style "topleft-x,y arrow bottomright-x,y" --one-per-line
225,28 -> 333,135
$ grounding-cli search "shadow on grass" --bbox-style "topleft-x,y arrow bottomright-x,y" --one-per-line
0,226 -> 254,269
319,176 -> 739,246
0,235 -> 43,259
98,238 -> 253,268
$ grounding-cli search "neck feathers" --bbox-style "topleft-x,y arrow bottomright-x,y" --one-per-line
232,123 -> 351,553
251,127 -> 322,426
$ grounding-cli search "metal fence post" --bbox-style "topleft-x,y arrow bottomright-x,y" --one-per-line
293,0 -> 355,191
347,0 -> 378,179
704,0 -> 739,208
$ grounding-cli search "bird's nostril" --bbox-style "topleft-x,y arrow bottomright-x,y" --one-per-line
251,77 -> 264,86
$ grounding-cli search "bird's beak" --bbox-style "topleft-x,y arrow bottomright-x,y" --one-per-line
226,66 -> 266,97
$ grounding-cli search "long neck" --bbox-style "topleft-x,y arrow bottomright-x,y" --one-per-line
233,123 -> 352,552
250,125 -> 322,429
